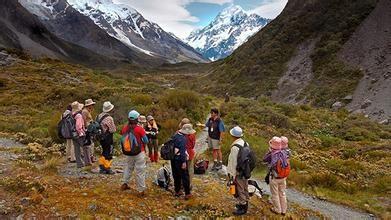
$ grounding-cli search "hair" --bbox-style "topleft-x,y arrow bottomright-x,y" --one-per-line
66,104 -> 72,111
128,119 -> 138,125
148,119 -> 158,129
178,118 -> 191,129
210,108 -> 219,114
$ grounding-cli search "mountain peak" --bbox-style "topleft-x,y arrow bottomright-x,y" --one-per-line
219,4 -> 244,16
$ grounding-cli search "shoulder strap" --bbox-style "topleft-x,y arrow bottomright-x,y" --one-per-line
98,114 -> 110,124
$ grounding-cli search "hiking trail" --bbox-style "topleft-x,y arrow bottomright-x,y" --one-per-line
194,128 -> 376,220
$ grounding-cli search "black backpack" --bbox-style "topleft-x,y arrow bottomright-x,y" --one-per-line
57,113 -> 77,139
87,114 -> 110,141
194,159 -> 209,175
235,142 -> 257,179
160,136 -> 176,160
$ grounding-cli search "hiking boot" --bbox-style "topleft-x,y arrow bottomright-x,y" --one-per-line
105,169 -> 115,175
233,204 -> 247,216
184,194 -> 193,200
121,183 -> 130,191
174,191 -> 183,197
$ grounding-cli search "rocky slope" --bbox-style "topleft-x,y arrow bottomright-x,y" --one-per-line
186,5 -> 270,61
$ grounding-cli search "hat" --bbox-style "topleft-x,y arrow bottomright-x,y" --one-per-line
102,101 -> 114,113
84,98 -> 96,107
128,110 -> 140,120
179,124 -> 196,135
147,115 -> 154,121
71,101 -> 84,113
281,136 -> 288,148
139,115 -> 147,123
269,136 -> 282,150
230,126 -> 243,138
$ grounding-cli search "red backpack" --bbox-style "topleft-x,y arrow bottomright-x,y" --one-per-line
275,159 -> 291,178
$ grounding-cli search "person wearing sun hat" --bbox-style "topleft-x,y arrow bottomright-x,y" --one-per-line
82,98 -> 96,164
227,126 -> 250,215
97,101 -> 116,174
263,136 -> 289,216
145,115 -> 161,163
71,101 -> 87,168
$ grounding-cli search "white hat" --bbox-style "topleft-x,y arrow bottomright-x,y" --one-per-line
139,115 -> 147,123
71,101 -> 84,113
102,101 -> 114,113
179,124 -> 196,135
84,98 -> 96,107
230,126 -> 243,138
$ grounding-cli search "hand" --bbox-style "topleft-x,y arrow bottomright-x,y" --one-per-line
181,162 -> 187,170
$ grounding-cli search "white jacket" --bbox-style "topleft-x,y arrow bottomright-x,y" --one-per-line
227,138 -> 245,177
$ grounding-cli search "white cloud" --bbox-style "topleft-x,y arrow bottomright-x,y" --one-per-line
249,0 -> 287,19
113,0 -> 232,39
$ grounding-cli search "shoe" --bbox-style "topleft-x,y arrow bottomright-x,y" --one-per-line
233,204 -> 247,215
270,207 -> 281,215
174,191 -> 183,197
105,169 -> 115,175
121,183 -> 130,191
281,213 -> 286,216
184,194 -> 192,200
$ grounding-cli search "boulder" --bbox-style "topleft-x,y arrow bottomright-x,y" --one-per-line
331,101 -> 343,111
361,99 -> 372,109
379,119 -> 389,125
343,95 -> 353,101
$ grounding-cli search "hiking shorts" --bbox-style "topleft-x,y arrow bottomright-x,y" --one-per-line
208,137 -> 220,150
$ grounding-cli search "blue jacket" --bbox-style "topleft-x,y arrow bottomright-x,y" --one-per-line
173,132 -> 187,163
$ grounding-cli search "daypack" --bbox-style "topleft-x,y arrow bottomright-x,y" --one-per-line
57,113 -> 77,139
236,142 -> 257,179
87,114 -> 110,141
120,126 -> 141,156
160,137 -> 176,160
194,159 -> 209,175
156,165 -> 171,189
274,157 -> 291,178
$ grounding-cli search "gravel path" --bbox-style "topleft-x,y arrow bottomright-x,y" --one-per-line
194,127 -> 375,220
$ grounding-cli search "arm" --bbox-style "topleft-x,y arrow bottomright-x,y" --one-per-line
226,146 -> 239,177
178,136 -> 187,164
107,117 -> 117,133
75,114 -> 85,136
138,127 -> 149,144
263,151 -> 272,164
219,120 -> 225,142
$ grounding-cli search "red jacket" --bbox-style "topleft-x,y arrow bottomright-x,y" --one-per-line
186,133 -> 196,161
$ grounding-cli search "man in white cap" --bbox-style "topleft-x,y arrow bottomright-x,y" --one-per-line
227,126 -> 250,215
97,101 -> 116,174
71,101 -> 88,168
82,98 -> 96,163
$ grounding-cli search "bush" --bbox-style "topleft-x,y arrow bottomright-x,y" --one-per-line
317,134 -> 342,148
307,172 -> 339,188
130,93 -> 153,106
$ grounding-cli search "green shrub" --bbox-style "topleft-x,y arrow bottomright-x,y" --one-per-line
307,172 -> 339,188
371,176 -> 391,193
290,158 -> 308,171
130,93 -> 153,106
317,134 -> 342,148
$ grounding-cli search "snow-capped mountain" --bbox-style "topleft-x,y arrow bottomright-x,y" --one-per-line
186,5 -> 271,61
19,0 -> 206,64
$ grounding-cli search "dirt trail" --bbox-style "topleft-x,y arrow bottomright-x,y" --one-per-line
195,128 -> 376,220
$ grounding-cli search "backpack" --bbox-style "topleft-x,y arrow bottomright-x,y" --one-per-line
236,142 -> 257,179
57,113 -> 77,139
156,165 -> 171,189
120,126 -> 141,156
160,137 -> 176,160
274,157 -> 291,178
194,159 -> 209,175
87,114 -> 110,141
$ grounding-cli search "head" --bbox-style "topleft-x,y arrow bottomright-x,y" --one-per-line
210,108 -> 219,119
147,115 -> 155,125
102,101 -> 114,113
84,99 -> 96,112
178,118 -> 191,129
229,126 -> 243,140
128,110 -> 140,125
281,136 -> 289,149
138,115 -> 147,125
179,123 -> 196,135
269,136 -> 282,150
71,101 -> 83,113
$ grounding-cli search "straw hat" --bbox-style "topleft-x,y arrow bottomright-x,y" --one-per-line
71,101 -> 84,113
269,136 -> 282,150
230,126 -> 243,138
84,98 -> 96,107
102,101 -> 114,113
179,124 -> 196,135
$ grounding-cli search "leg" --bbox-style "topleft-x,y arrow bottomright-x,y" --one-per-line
270,177 -> 282,213
181,161 -> 191,195
279,178 -> 288,214
89,142 -> 96,162
188,159 -> 194,187
66,139 -> 71,160
82,144 -> 92,165
153,139 -> 159,162
171,160 -> 181,194
122,156 -> 135,184
233,178 -> 249,215
134,153 -> 147,192
69,139 -> 75,161
73,138 -> 84,168
148,140 -> 153,162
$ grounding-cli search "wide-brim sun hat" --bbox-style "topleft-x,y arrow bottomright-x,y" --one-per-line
128,110 -> 140,120
147,115 -> 154,121
269,136 -> 282,150
280,136 -> 289,148
102,101 -> 114,113
84,98 -> 96,107
139,115 -> 147,123
71,101 -> 84,113
230,126 -> 243,138
179,124 -> 196,135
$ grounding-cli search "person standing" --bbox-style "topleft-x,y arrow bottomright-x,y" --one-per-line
205,108 -> 225,171
171,124 -> 194,200
227,126 -> 250,215
71,101 -> 87,168
178,118 -> 196,186
120,110 -> 149,195
263,136 -> 289,216
63,104 -> 75,163
97,101 -> 116,174
145,115 -> 160,163
82,98 -> 96,164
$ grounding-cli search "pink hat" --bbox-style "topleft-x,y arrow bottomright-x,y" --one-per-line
281,136 -> 288,149
269,136 -> 282,150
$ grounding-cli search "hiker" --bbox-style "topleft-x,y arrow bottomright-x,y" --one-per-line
82,98 -> 96,164
71,101 -> 89,168
120,110 -> 149,195
145,115 -> 160,163
263,137 -> 289,216
63,104 -> 75,163
205,108 -> 225,171
138,115 -> 147,127
179,119 -> 196,185
97,101 -> 116,174
171,123 -> 194,200
226,126 -> 250,215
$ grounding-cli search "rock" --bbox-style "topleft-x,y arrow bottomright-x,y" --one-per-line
20,197 -> 31,206
361,99 -> 372,109
331,101 -> 343,111
343,95 -> 353,101
88,203 -> 98,212
379,119 -> 389,125
364,204 -> 370,208
352,109 -> 365,115
16,214 -> 24,220
370,78 -> 378,84
82,193 -> 88,196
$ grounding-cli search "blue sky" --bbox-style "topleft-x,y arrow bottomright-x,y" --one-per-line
114,0 -> 287,39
